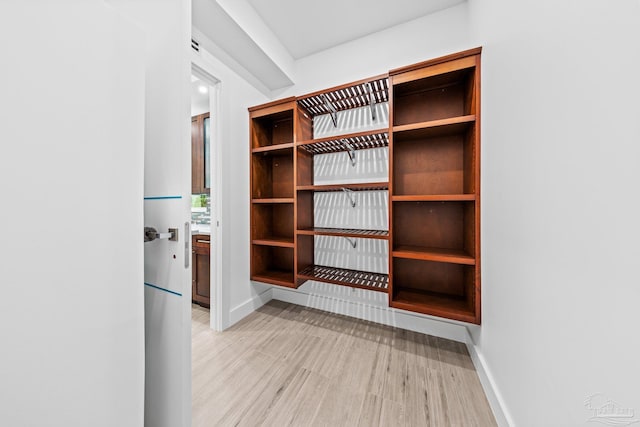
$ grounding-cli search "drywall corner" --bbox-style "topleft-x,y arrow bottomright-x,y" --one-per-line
465,333 -> 514,427
227,286 -> 273,328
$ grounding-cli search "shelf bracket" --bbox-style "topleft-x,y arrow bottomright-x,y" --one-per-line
340,139 -> 356,167
342,236 -> 357,248
322,94 -> 338,127
341,187 -> 356,207
365,82 -> 376,121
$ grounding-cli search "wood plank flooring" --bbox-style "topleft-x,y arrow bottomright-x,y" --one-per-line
192,301 -> 496,427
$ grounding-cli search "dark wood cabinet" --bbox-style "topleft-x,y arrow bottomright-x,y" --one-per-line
248,48 -> 481,324
192,234 -> 210,307
192,112 -> 210,194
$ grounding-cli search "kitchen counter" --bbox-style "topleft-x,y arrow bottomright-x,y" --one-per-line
191,224 -> 211,235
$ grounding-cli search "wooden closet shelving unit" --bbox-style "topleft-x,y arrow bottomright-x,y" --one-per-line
249,98 -> 303,288
249,48 -> 481,323
389,48 -> 482,324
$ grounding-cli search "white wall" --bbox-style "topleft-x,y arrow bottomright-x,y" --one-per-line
467,1 -> 640,425
277,3 -> 471,97
0,1 -> 145,426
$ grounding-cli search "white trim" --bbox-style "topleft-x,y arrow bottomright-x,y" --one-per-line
192,62 -> 220,85
191,27 -> 273,97
210,80 -> 223,333
465,340 -> 513,427
229,287 -> 273,326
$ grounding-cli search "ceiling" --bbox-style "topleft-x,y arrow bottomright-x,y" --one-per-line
192,0 -> 466,93
246,0 -> 465,59
191,75 -> 210,116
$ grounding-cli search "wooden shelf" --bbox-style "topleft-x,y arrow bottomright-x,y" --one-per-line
296,182 -> 388,192
392,201 -> 474,255
297,129 -> 388,155
393,115 -> 475,138
252,198 -> 294,204
252,237 -> 295,248
297,227 -> 389,240
392,64 -> 476,126
393,246 -> 474,265
298,265 -> 388,293
252,143 -> 294,154
392,125 -> 476,196
251,148 -> 293,199
391,288 -> 476,323
251,270 -> 295,287
252,204 -> 293,245
297,75 -> 389,116
250,109 -> 293,148
392,194 -> 475,201
252,244 -> 294,285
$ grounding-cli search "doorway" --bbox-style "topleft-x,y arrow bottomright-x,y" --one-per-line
190,62 -> 221,331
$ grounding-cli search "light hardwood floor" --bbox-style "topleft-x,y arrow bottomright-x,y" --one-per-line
192,301 -> 497,427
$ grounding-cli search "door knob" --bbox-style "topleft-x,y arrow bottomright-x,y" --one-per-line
144,226 -> 178,242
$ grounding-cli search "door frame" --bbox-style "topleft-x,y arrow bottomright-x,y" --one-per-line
191,58 -> 223,331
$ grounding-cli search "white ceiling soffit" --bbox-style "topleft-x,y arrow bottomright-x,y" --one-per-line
192,0 -> 295,91
248,0 -> 467,59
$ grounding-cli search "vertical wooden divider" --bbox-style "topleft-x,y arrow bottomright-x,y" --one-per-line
473,54 -> 482,321
293,103 -> 314,287
387,82 -> 395,308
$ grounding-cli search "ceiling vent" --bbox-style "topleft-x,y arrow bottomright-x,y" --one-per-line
191,38 -> 200,53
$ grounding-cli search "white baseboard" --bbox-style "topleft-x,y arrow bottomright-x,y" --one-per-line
228,287 -> 273,326
465,341 -> 513,427
271,285 -> 469,343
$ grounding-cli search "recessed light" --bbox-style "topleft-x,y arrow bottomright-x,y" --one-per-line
198,85 -> 208,94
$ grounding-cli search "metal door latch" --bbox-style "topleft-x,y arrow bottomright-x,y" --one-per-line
144,226 -> 178,242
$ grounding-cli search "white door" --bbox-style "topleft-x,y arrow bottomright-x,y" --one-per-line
106,1 -> 193,426
0,1 -> 146,426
